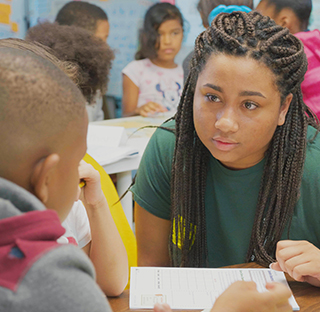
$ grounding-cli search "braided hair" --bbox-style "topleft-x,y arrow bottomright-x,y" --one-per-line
170,10 -> 318,267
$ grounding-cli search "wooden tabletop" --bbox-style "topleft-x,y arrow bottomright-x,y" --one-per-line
108,263 -> 320,312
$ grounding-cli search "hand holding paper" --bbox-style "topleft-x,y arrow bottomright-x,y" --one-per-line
272,240 -> 320,287
152,281 -> 292,312
211,281 -> 292,312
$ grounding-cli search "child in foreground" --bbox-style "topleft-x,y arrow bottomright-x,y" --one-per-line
0,40 -> 291,312
122,3 -> 184,117
0,38 -> 127,296
0,42 -> 112,312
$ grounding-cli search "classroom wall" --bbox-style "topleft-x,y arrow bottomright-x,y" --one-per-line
0,0 -> 26,39
1,0 -> 320,99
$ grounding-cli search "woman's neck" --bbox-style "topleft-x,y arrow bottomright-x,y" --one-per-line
150,58 -> 177,69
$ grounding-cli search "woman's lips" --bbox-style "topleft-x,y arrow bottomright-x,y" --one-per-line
212,137 -> 239,151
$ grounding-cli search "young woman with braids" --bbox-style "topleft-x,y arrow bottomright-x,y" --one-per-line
132,10 -> 320,289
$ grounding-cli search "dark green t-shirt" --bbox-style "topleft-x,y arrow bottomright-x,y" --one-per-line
131,120 -> 320,267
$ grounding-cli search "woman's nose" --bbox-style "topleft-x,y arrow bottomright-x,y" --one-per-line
215,108 -> 239,133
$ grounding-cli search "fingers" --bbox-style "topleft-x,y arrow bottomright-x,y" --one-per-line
139,102 -> 168,117
276,241 -> 307,273
264,282 -> 292,311
266,282 -> 291,297
270,262 -> 282,271
78,161 -> 100,182
275,240 -> 320,285
153,303 -> 172,312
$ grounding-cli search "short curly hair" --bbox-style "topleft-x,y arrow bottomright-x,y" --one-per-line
0,38 -> 81,86
55,1 -> 108,33
26,22 -> 114,104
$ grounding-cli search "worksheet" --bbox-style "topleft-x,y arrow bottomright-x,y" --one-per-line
130,267 -> 299,310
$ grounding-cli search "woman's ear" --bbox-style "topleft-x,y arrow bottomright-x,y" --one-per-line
30,154 -> 60,204
278,93 -> 293,126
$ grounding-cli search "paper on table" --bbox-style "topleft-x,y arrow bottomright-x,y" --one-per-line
87,125 -> 128,148
87,145 -> 138,166
129,267 -> 299,310
87,124 -> 138,166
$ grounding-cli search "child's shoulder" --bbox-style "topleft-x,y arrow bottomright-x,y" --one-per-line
123,58 -> 152,71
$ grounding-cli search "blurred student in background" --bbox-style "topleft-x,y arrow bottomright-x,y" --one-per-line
257,0 -> 320,120
183,0 -> 254,82
26,22 -> 114,122
56,1 -> 110,43
56,1 -> 111,121
122,3 -> 184,117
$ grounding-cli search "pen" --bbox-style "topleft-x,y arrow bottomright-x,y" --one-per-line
79,180 -> 86,188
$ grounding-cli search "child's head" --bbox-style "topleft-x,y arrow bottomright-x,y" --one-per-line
171,11 -> 316,267
56,1 -> 110,42
197,0 -> 254,27
135,3 -> 184,62
256,0 -> 312,34
0,42 -> 88,221
26,22 -> 114,104
0,38 -> 80,84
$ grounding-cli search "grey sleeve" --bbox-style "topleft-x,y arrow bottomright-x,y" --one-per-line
2,245 -> 112,312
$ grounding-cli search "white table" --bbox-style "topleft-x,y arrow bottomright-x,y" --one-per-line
91,114 -> 172,227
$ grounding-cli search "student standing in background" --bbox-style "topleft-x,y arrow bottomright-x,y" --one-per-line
256,0 -> 320,121
122,3 -> 184,117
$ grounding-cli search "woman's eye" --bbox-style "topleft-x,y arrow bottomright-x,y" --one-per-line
244,101 -> 258,110
206,94 -> 221,103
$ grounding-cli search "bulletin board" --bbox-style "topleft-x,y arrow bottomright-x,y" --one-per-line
0,0 -> 26,39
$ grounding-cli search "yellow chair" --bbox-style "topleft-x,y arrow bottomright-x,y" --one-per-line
83,153 -> 137,289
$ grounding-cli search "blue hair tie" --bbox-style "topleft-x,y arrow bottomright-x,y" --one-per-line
208,5 -> 252,25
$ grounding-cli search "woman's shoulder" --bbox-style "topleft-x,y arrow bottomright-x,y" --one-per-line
306,126 -> 320,151
150,120 -> 176,151
304,126 -> 320,174
153,119 -> 176,141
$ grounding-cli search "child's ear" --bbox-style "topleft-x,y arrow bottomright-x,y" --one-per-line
278,93 -> 293,126
30,154 -> 60,204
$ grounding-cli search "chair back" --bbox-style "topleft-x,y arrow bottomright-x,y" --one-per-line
83,153 -> 137,289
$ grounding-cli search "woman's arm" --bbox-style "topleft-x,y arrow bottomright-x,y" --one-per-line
135,202 -> 171,266
79,161 -> 129,296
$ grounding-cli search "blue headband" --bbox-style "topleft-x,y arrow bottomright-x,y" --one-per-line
208,5 -> 252,25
